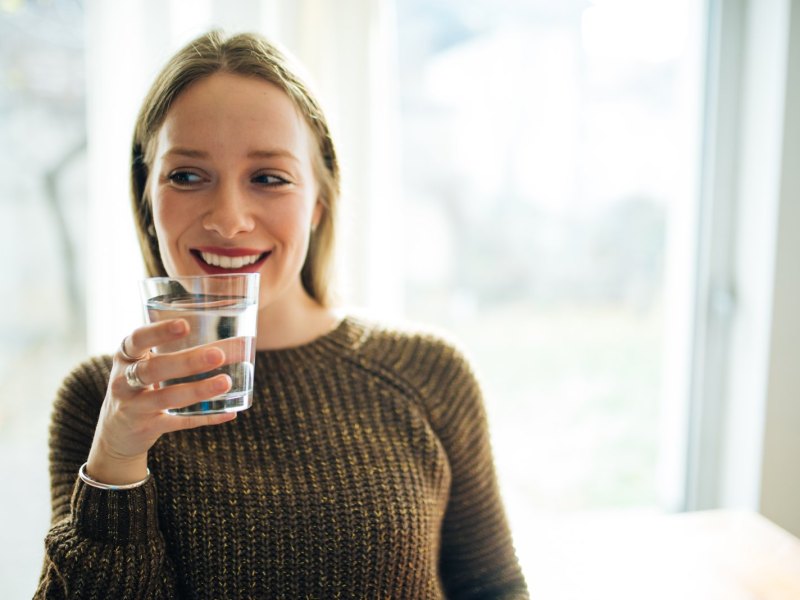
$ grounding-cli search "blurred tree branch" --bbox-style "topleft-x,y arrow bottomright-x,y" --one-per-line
43,137 -> 86,336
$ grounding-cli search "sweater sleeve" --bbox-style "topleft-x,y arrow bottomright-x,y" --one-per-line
423,341 -> 529,599
34,357 -> 178,599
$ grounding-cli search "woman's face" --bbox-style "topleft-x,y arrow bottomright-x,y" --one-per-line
148,71 -> 322,311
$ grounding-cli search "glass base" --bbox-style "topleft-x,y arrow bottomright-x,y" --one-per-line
166,391 -> 252,416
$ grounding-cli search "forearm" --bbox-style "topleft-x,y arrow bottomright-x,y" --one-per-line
35,476 -> 177,599
39,357 -> 177,599
427,347 -> 529,598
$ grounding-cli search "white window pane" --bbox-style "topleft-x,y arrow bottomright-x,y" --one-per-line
395,0 -> 705,518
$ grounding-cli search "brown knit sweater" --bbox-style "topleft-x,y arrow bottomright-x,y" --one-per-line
35,317 -> 528,599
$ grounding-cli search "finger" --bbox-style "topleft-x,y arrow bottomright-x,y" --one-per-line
118,319 -> 189,363
110,363 -> 151,398
209,337 -> 250,363
119,336 -> 148,362
136,345 -> 226,388
143,373 -> 232,413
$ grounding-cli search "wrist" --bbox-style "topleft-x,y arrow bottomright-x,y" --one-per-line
86,450 -> 149,486
72,465 -> 160,544
79,462 -> 151,490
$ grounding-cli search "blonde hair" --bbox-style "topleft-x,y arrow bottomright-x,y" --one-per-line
131,30 -> 340,306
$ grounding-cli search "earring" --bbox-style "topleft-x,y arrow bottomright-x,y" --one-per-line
147,224 -> 156,236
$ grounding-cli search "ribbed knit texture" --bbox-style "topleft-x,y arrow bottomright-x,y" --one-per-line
35,317 -> 528,599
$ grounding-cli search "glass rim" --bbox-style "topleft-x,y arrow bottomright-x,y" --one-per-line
141,273 -> 260,283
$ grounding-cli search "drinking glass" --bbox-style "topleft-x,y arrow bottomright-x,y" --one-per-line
139,273 -> 260,415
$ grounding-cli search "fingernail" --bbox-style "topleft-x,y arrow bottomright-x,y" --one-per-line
169,320 -> 186,334
205,348 -> 224,364
212,376 -> 230,391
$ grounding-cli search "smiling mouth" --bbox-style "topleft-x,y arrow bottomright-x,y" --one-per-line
191,249 -> 271,270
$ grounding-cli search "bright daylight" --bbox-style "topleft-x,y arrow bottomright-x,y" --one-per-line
1,0 -> 799,598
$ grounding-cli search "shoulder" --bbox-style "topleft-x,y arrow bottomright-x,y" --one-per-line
343,314 -> 482,408
346,313 -> 469,365
52,355 -> 113,415
59,354 -> 114,392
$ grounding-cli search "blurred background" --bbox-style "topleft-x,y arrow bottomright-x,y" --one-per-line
1,0 -> 798,597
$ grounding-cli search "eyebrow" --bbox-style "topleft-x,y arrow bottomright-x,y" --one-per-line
163,147 -> 300,163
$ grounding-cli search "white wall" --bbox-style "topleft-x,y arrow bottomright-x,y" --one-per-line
759,0 -> 800,537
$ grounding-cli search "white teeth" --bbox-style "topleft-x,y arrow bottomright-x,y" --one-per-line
200,251 -> 263,268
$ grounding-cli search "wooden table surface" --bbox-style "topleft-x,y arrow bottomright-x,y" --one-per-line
516,509 -> 800,599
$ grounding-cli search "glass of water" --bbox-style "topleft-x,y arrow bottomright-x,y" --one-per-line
139,273 -> 260,415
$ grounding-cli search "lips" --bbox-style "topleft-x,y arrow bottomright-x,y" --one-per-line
191,247 -> 271,274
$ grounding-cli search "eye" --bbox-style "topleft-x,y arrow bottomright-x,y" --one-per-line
167,170 -> 204,187
252,172 -> 290,187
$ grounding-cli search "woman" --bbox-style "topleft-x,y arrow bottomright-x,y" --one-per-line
36,30 -> 528,599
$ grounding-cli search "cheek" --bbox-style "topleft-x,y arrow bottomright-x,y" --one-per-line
150,194 -> 192,273
149,183 -> 166,232
152,194 -> 191,238
152,202 -> 174,247
267,201 -> 316,245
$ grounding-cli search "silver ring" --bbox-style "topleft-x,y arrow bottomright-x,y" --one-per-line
119,337 -> 147,362
124,361 -> 147,390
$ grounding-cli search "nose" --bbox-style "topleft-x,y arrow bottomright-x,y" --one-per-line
202,180 -> 255,239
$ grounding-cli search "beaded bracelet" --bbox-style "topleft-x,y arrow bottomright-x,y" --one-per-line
78,462 -> 151,491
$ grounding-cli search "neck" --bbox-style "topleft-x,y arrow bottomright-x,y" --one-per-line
255,288 -> 340,350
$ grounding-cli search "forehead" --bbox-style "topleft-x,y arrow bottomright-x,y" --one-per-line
155,72 -> 312,157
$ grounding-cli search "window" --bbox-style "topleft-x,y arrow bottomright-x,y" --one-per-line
395,0 -> 706,550
0,1 -> 87,595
